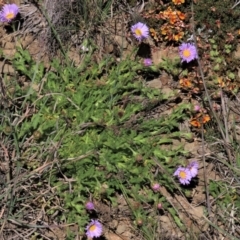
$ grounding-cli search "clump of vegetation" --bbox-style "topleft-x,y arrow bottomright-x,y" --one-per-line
0,42 -> 192,238
194,0 -> 240,45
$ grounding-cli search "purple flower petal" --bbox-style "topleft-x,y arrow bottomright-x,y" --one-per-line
143,58 -> 152,66
187,161 -> 199,178
174,166 -> 192,185
0,4 -> 19,23
85,201 -> 95,210
86,220 -> 103,238
131,22 -> 149,41
179,43 -> 198,63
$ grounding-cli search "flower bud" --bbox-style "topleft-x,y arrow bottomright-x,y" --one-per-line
85,201 -> 95,211
157,203 -> 162,209
151,183 -> 160,192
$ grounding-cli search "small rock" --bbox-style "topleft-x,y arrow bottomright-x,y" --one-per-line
2,48 -> 16,58
109,219 -> 118,229
146,78 -> 162,89
4,42 -> 15,49
116,223 -> 126,234
105,232 -> 124,240
114,35 -> 128,49
0,62 -> 15,74
161,87 -> 175,97
233,44 -> 240,59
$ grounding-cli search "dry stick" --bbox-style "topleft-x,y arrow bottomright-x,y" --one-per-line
190,4 -> 232,158
220,90 -> 235,165
190,3 -> 211,218
190,2 -> 231,217
221,91 -> 230,141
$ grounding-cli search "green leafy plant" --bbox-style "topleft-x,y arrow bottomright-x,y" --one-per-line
3,37 -> 192,238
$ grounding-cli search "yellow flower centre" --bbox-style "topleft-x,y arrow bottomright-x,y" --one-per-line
6,12 -> 14,20
182,49 -> 191,58
179,171 -> 186,179
89,224 -> 96,232
135,29 -> 142,36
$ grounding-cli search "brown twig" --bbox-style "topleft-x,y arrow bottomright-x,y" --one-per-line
190,2 -> 212,217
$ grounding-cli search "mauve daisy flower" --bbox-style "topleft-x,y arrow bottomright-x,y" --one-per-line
187,161 -> 198,178
143,58 -> 152,66
86,220 -> 103,238
0,4 -> 19,23
179,43 -> 198,63
173,167 -> 192,185
85,201 -> 95,211
131,22 -> 149,41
